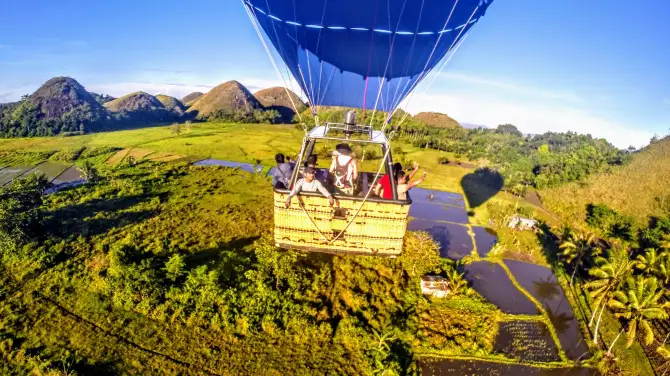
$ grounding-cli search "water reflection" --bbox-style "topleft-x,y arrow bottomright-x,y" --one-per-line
407,219 -> 472,260
0,165 -> 33,186
410,188 -> 466,208
461,261 -> 538,315
473,226 -> 498,257
494,321 -> 561,362
419,358 -> 600,376
504,260 -> 590,360
409,201 -> 469,224
193,159 -> 260,173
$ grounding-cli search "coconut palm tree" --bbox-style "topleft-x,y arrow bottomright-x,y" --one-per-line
559,231 -> 597,287
606,276 -> 669,355
583,245 -> 633,344
658,344 -> 670,376
636,248 -> 670,284
78,161 -> 99,183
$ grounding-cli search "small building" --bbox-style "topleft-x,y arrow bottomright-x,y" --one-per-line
420,275 -> 451,298
508,215 -> 538,231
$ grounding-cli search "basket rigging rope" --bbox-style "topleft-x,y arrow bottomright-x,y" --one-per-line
296,132 -> 395,245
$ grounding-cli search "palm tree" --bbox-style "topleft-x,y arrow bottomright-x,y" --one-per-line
606,276 -> 669,355
559,231 -> 597,287
78,161 -> 99,183
583,245 -> 633,344
636,248 -> 670,284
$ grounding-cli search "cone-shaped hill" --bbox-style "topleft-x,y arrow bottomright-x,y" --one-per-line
187,81 -> 261,120
254,87 -> 306,123
156,95 -> 186,115
104,92 -> 180,123
414,112 -> 462,129
0,76 -> 110,136
181,92 -> 204,107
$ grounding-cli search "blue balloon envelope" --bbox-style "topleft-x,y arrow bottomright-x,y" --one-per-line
245,0 -> 494,113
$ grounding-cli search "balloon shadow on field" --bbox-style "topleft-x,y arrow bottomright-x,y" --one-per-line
460,167 -> 504,209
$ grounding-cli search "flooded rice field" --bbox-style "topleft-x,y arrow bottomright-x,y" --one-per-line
24,162 -> 70,181
409,201 -> 470,224
51,165 -> 84,186
419,358 -> 599,376
407,219 -> 473,260
461,261 -> 538,315
494,320 -> 561,362
504,260 -> 590,360
409,188 -> 466,208
193,159 -> 260,173
473,226 -> 498,257
0,165 -> 33,185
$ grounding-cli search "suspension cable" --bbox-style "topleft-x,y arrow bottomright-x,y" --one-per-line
242,1 -> 307,131
297,133 -> 395,245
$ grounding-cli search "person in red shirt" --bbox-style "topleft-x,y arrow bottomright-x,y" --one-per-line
375,162 -> 419,199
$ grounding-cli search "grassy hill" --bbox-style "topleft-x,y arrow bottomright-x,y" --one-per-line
187,81 -> 261,120
254,87 -> 306,122
541,136 -> 670,225
181,92 -> 204,106
414,112 -> 462,129
0,77 -> 109,137
155,94 -> 186,115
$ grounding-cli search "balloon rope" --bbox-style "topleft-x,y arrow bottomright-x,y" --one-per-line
397,32 -> 469,127
386,0 -> 462,122
361,0 -> 382,121
369,0 -> 409,129
396,5 -> 477,127
298,133 -> 395,245
242,1 -> 306,129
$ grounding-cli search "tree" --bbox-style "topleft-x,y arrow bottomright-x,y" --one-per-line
559,231 -> 597,287
606,276 -> 669,355
583,245 -> 632,344
78,161 -> 100,183
635,248 -> 670,284
171,122 -> 182,137
496,123 -> 523,137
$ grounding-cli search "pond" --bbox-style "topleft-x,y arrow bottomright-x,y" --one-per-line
504,260 -> 590,361
419,358 -> 599,376
473,226 -> 498,257
409,188 -> 466,208
407,219 -> 473,260
461,261 -> 538,315
494,320 -> 561,362
193,159 -> 261,173
0,165 -> 33,186
409,201 -> 469,224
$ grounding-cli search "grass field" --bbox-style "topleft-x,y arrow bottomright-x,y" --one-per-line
0,122 -> 544,227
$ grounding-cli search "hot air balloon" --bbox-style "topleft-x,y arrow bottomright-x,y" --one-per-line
242,0 -> 494,256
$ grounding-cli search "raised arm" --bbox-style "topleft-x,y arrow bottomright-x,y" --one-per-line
409,173 -> 426,189
408,162 -> 420,180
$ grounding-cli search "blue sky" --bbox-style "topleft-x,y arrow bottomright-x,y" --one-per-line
1,0 -> 668,148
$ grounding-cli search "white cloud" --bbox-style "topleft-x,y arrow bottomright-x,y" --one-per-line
403,92 -> 652,149
438,72 -> 584,104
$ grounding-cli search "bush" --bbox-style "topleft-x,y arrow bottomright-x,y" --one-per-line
437,156 -> 450,165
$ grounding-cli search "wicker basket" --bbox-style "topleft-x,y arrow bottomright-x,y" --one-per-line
274,191 -> 410,256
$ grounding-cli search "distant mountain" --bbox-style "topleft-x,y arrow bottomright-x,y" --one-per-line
156,94 -> 186,115
105,92 -> 179,122
461,122 -> 490,129
254,87 -> 306,123
0,77 -> 109,137
414,112 -> 461,129
187,81 -> 262,120
181,92 -> 204,107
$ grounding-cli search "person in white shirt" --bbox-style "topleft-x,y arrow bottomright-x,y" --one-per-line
329,144 -> 358,194
285,167 -> 334,208
396,170 -> 426,201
